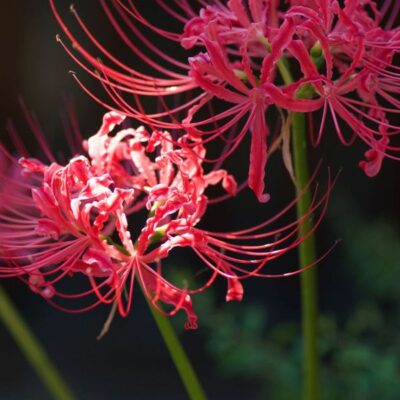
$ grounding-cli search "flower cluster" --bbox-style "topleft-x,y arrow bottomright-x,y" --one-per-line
2,0 -> 395,329
51,0 -> 399,200
0,109 -> 330,328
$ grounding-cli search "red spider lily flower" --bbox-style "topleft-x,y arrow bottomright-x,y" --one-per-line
51,0 -> 400,194
286,0 -> 400,175
0,110 -> 332,329
49,0 -> 323,202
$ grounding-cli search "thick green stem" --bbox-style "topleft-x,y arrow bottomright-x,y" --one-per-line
0,286 -> 75,400
277,57 -> 320,400
146,300 -> 207,400
292,112 -> 319,400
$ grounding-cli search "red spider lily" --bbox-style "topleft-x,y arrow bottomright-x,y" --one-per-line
51,0 -> 400,196
0,111 -> 332,329
287,0 -> 400,174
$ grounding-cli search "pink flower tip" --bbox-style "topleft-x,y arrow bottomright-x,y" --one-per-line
184,317 -> 198,330
258,192 -> 271,203
359,137 -> 389,177
226,280 -> 244,302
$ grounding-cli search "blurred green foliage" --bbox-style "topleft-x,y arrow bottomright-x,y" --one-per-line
175,195 -> 400,399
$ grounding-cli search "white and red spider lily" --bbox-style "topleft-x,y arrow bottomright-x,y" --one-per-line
50,0 -> 400,200
0,111 -> 332,329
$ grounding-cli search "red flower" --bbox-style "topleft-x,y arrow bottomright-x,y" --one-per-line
51,0 -> 400,191
0,111 -> 331,328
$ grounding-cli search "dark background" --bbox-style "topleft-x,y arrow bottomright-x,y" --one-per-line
0,1 -> 399,399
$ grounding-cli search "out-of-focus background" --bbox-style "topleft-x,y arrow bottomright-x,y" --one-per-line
0,2 -> 399,399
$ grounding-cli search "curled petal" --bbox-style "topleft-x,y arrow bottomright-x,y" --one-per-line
204,170 -> 237,196
359,136 -> 389,177
139,263 -> 198,329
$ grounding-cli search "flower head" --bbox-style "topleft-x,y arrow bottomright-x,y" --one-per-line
0,110 -> 330,328
51,0 -> 400,198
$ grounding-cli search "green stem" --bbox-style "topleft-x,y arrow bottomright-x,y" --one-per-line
134,220 -> 206,399
277,62 -> 320,399
0,286 -> 75,400
292,112 -> 319,400
146,299 -> 207,400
